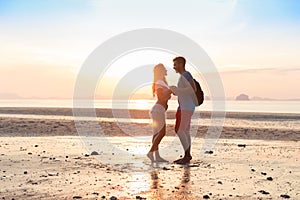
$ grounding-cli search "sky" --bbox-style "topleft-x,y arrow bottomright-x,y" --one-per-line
0,0 -> 300,100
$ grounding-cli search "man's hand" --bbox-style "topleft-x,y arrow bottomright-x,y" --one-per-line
169,86 -> 178,95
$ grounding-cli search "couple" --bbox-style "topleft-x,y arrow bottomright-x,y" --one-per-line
147,56 -> 196,165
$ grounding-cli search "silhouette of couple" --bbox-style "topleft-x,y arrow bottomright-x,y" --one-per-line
147,56 -> 196,165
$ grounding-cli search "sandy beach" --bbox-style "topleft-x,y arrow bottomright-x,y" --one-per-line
0,108 -> 299,199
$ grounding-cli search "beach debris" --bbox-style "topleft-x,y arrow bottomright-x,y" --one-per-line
217,181 -> 223,184
237,144 -> 246,148
251,168 -> 256,172
84,154 -> 89,157
34,145 -> 38,147
162,167 -> 171,170
27,152 -> 32,155
258,190 -> 270,195
91,151 -> 99,155
136,196 -> 146,200
27,180 -> 38,185
101,196 -> 106,199
73,196 -> 82,199
48,172 -> 59,176
188,164 -> 200,167
24,171 -> 28,174
267,177 -> 273,181
204,150 -> 213,154
261,172 -> 267,176
20,147 -> 26,151
109,196 -> 118,200
280,194 -> 291,199
92,192 -> 99,196
203,194 -> 210,199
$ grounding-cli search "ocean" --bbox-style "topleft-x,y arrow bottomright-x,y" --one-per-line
0,99 -> 299,114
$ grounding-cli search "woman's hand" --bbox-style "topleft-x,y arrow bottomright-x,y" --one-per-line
166,89 -> 172,99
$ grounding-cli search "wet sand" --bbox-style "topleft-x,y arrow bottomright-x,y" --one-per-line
0,108 -> 299,199
0,136 -> 299,199
0,107 -> 299,140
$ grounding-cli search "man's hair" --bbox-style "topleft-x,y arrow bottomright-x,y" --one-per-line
173,56 -> 186,66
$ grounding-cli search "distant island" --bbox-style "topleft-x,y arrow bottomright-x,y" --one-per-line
234,93 -> 300,101
236,94 -> 249,101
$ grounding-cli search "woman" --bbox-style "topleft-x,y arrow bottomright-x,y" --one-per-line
147,63 -> 172,162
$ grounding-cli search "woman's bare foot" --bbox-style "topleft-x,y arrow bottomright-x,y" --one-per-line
154,151 -> 168,162
155,157 -> 168,162
147,152 -> 155,162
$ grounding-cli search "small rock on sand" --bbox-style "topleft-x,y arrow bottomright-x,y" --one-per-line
110,196 -> 117,200
258,190 -> 270,195
280,194 -> 290,199
91,151 -> 99,155
136,195 -> 146,200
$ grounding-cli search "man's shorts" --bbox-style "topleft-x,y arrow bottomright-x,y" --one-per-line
175,109 -> 194,133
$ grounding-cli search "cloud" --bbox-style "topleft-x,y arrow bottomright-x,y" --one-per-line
218,65 -> 300,75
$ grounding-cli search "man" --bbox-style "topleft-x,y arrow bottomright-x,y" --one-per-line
169,56 -> 196,164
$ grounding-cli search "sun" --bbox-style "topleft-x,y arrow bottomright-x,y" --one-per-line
128,85 -> 153,110
130,99 -> 152,110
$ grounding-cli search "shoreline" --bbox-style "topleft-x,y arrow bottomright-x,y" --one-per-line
0,107 -> 299,141
1,107 -> 300,119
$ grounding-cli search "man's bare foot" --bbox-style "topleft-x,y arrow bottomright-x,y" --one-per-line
173,158 -> 183,163
155,157 -> 168,162
147,152 -> 155,162
174,156 -> 192,164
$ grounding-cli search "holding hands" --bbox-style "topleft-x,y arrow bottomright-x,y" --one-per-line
169,86 -> 178,95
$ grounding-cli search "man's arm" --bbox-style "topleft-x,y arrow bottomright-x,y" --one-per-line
169,82 -> 195,95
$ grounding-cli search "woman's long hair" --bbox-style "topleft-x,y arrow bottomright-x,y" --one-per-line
152,63 -> 168,97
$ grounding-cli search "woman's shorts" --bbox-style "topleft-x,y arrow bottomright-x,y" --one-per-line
150,104 -> 166,135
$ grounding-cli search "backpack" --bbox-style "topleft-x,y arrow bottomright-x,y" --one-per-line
193,79 -> 204,106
